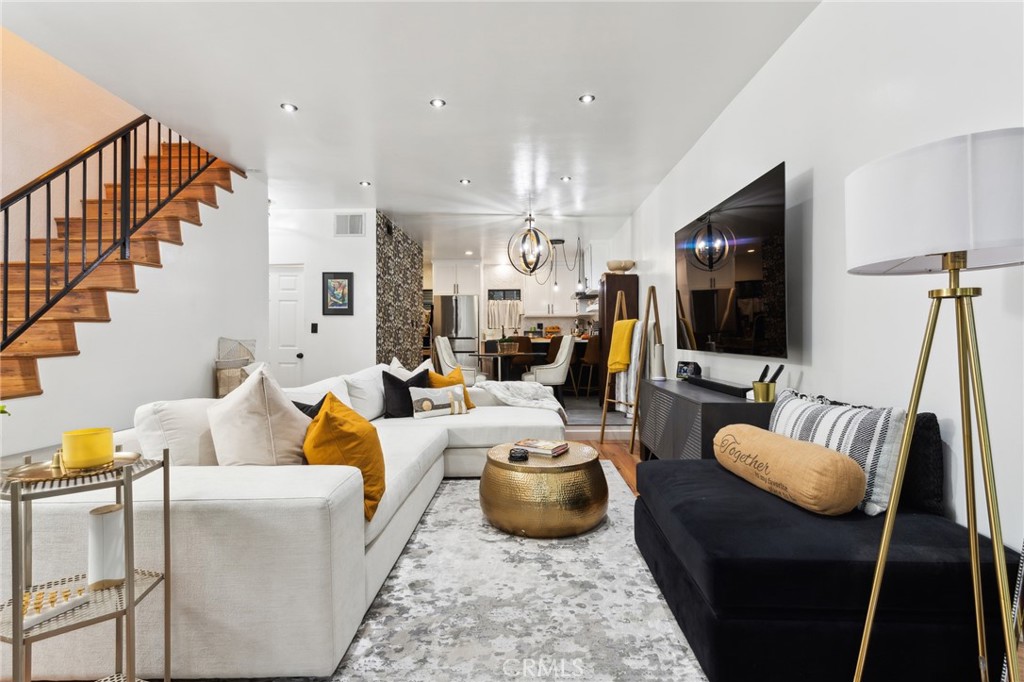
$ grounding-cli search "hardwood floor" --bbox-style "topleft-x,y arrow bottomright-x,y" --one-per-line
584,439 -> 1024,675
584,438 -> 641,495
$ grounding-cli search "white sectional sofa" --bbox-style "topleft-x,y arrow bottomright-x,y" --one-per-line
2,370 -> 564,680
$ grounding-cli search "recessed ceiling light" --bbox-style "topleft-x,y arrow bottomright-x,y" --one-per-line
560,176 -> 572,182
465,251 -> 474,256
747,248 -> 756,253
578,94 -> 596,104
280,102 -> 299,112
359,181 -> 372,187
459,178 -> 471,185
429,98 -> 447,108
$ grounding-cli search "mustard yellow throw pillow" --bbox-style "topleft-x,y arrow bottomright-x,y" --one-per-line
713,424 -> 866,516
428,367 -> 475,410
303,392 -> 386,520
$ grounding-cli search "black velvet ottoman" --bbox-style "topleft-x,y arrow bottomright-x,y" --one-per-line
635,459 -> 1020,682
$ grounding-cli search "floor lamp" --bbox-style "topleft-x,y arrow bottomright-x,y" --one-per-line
845,127 -> 1023,682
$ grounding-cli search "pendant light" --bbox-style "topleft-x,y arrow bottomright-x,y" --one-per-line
551,239 -> 564,291
507,213 -> 553,276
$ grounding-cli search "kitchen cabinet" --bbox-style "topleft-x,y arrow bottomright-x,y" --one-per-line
432,260 -> 480,296
522,274 -> 579,316
523,272 -> 552,316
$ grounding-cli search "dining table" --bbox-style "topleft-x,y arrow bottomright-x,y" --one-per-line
469,351 -> 547,381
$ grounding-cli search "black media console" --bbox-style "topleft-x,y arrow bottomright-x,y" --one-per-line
637,378 -> 775,461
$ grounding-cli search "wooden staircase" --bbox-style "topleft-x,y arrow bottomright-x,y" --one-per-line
1,141 -> 244,400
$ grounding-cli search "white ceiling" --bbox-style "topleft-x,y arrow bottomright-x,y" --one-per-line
3,1 -> 816,264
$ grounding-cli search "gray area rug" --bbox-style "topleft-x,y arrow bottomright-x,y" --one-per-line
335,461 -> 707,681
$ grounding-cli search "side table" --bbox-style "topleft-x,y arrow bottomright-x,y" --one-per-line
1,451 -> 170,682
480,441 -> 608,538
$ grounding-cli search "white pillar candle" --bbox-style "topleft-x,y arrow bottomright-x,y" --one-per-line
88,503 -> 125,591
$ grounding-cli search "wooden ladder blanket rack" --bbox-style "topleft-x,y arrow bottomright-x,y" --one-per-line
599,290 -> 633,444
627,285 -> 664,452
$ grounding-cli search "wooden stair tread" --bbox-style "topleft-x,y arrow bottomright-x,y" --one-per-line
2,320 -> 78,355
103,183 -> 219,207
130,167 -> 234,191
3,261 -> 137,291
25,237 -> 163,266
145,155 -> 246,178
2,349 -> 80,359
55,217 -> 186,243
0,357 -> 41,400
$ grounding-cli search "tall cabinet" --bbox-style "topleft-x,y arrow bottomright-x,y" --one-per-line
597,273 -> 639,395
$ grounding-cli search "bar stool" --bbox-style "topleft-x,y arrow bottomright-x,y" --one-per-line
576,335 -> 601,398
509,336 -> 534,380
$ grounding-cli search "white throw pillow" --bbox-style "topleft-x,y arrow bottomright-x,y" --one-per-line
387,357 -> 434,381
208,367 -> 311,466
345,363 -> 389,420
280,375 -> 351,408
410,385 -> 469,419
134,398 -> 219,466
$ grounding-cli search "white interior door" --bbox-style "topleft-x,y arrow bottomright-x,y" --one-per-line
269,264 -> 305,387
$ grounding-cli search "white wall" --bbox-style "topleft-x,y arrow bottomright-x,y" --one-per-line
268,208 -> 377,381
619,2 -> 1023,545
1,29 -> 140,192
2,174 -> 270,455
2,29 -> 146,260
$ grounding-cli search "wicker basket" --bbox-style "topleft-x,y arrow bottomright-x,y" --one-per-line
498,342 -> 518,354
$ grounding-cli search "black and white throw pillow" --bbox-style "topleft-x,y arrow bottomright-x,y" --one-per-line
409,386 -> 468,419
769,389 -> 907,516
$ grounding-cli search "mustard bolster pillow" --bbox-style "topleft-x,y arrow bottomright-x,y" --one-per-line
713,424 -> 866,516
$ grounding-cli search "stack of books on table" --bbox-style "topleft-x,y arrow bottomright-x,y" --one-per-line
515,439 -> 570,457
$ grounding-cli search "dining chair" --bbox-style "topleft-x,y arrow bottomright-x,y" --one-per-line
522,335 -> 574,404
508,335 -> 534,380
576,335 -> 601,398
433,335 -> 477,385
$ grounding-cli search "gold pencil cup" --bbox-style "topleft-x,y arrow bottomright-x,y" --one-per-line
752,381 -> 776,403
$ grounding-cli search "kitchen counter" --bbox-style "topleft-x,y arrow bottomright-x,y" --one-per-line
527,336 -> 587,343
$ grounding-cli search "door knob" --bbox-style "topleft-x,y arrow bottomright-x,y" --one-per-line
296,352 -> 304,359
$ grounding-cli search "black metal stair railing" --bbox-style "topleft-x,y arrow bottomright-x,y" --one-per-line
0,115 -> 216,350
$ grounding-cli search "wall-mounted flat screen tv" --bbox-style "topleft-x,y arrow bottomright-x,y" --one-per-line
674,162 -> 787,358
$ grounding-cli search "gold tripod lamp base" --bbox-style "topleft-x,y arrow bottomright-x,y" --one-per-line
853,252 -> 1020,682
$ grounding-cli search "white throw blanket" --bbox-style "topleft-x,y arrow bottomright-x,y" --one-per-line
475,380 -> 568,423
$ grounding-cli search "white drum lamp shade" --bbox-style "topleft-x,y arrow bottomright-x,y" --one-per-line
846,127 -> 1023,275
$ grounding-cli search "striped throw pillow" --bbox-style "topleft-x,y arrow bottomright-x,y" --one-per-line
769,389 -> 907,516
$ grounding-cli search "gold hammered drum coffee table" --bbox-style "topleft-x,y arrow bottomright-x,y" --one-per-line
479,441 -> 609,538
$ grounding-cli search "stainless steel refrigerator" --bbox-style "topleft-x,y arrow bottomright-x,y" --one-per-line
432,295 -> 479,368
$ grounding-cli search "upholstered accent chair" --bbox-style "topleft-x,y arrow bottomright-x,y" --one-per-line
433,335 -> 477,385
522,335 -> 574,403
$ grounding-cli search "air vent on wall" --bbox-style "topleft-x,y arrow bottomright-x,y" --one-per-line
334,213 -> 365,237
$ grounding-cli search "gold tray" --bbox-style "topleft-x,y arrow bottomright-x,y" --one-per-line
3,453 -> 141,483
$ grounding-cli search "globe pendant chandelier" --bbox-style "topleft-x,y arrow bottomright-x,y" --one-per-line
685,217 -> 735,272
507,213 -> 552,275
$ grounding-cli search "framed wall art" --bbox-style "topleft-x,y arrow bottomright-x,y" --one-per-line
323,272 -> 354,316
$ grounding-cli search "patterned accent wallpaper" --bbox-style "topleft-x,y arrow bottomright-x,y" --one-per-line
376,211 -> 424,367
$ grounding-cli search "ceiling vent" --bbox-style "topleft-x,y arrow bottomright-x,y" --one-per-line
334,213 -> 365,237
